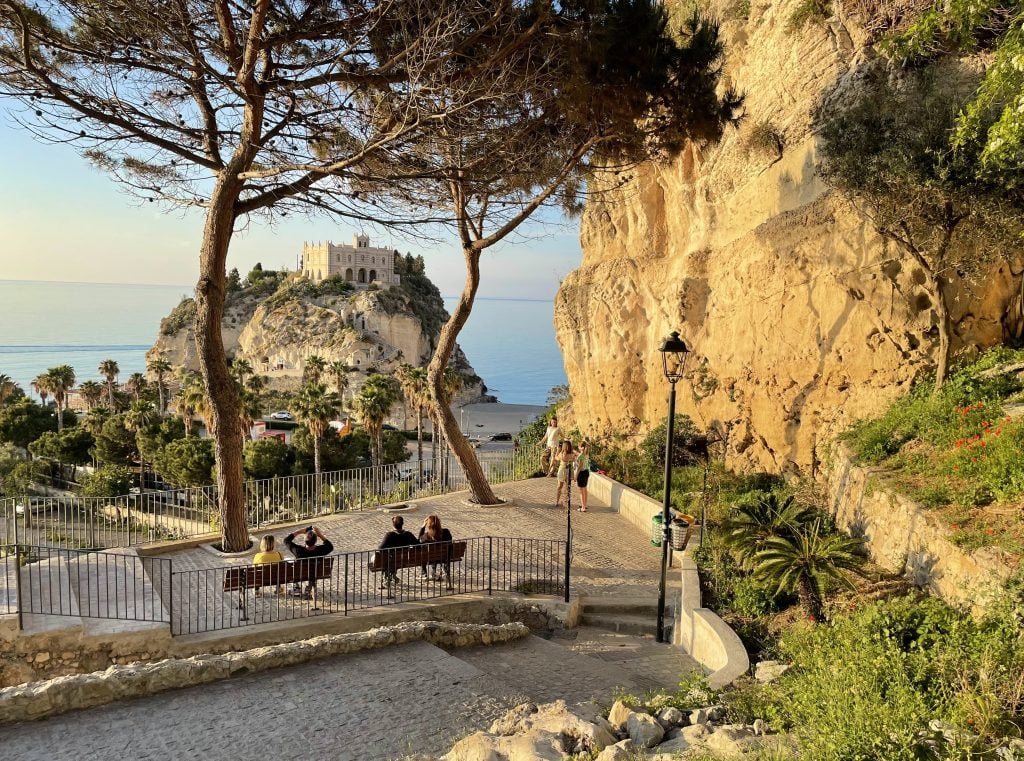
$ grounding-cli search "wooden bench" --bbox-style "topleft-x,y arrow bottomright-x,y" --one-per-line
223,557 -> 334,618
369,541 -> 467,576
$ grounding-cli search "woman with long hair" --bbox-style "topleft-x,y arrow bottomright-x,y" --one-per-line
418,514 -> 454,589
554,440 -> 576,509
575,441 -> 591,512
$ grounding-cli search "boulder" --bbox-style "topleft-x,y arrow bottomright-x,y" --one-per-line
656,706 -> 685,728
444,728 -> 564,761
595,739 -> 636,761
679,723 -> 711,744
689,708 -> 710,726
626,711 -> 665,748
705,724 -> 759,755
754,661 -> 792,684
486,700 -> 615,753
652,734 -> 690,754
607,700 -> 635,731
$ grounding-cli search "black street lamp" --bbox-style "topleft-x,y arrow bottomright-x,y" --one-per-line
657,330 -> 690,643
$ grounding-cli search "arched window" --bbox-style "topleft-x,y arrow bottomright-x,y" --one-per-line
358,268 -> 366,283
345,268 -> 354,281
317,269 -> 322,280
369,269 -> 377,282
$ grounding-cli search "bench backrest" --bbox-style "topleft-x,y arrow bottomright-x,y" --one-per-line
223,556 -> 334,591
369,541 -> 467,571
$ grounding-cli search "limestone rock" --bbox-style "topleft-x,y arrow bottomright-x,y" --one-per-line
705,724 -> 759,755
656,706 -> 685,728
607,700 -> 634,731
555,0 -> 1022,475
653,734 -> 691,754
754,661 -> 791,683
595,739 -> 636,761
444,729 -> 564,761
689,708 -> 710,726
679,723 -> 711,744
626,711 -> 664,748
486,700 -> 615,753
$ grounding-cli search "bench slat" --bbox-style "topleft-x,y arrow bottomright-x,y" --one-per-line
223,557 -> 334,592
369,541 -> 467,572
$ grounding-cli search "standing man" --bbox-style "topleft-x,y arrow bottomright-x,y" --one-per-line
539,416 -> 563,477
284,525 -> 334,599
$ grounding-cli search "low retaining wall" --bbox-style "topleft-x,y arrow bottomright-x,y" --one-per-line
827,447 -> 1015,611
0,594 -> 577,688
0,621 -> 529,725
589,473 -> 748,687
674,553 -> 749,689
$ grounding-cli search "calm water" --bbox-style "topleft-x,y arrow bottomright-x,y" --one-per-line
0,281 -> 566,405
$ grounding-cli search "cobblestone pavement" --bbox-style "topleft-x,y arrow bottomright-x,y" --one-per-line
0,633 -> 696,761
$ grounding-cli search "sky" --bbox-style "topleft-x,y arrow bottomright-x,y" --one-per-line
0,111 -> 584,299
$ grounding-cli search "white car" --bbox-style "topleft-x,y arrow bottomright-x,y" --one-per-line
269,410 -> 293,421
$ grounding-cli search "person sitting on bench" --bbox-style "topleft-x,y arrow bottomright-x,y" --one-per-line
377,515 -> 419,591
284,525 -> 333,598
418,514 -> 454,588
253,534 -> 284,596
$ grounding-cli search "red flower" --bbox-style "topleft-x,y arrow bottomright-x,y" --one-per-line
980,440 -> 987,447
955,440 -> 963,449
986,528 -> 994,535
951,523 -> 961,530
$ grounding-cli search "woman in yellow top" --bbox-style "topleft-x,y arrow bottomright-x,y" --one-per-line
253,535 -> 284,595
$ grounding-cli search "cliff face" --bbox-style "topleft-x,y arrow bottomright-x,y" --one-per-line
148,278 -> 488,402
556,0 -> 1023,473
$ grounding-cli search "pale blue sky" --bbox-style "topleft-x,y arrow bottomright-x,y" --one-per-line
0,113 -> 583,299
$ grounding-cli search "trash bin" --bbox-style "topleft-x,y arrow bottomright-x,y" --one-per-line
670,518 -> 691,551
651,513 -> 665,547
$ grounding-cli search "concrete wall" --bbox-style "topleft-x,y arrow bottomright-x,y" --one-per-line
589,473 -> 748,687
827,447 -> 1015,612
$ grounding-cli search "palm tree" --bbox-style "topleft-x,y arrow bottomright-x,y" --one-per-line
147,357 -> 172,414
237,387 -> 262,442
246,374 -> 268,393
291,382 -> 341,474
327,360 -> 350,403
173,372 -> 207,437
98,359 -> 120,407
753,521 -> 865,622
78,380 -> 104,410
721,493 -> 816,570
125,372 -> 147,401
354,375 -> 399,467
303,354 -> 327,384
46,365 -> 76,432
0,374 -> 20,410
125,400 -> 158,491
232,357 -> 253,389
396,364 -> 429,476
32,372 -> 51,408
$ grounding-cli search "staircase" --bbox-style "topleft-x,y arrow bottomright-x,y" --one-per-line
578,596 -> 670,639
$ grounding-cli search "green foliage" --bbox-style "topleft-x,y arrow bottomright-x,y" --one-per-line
81,465 -> 132,497
743,120 -> 784,158
0,399 -> 59,449
730,592 -> 1024,759
28,427 -> 94,465
720,492 -> 816,568
153,437 -> 215,487
292,427 -> 369,474
136,416 -> 185,467
396,269 -> 448,342
639,414 -> 704,469
91,414 -> 137,467
380,430 -> 412,465
786,0 -> 830,32
159,297 -> 196,336
243,437 -> 294,480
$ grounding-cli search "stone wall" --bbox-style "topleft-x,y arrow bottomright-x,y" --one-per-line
826,447 -> 1016,611
0,621 -> 529,725
0,594 -> 575,689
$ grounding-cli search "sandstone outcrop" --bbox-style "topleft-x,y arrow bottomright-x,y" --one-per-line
555,0 -> 1024,473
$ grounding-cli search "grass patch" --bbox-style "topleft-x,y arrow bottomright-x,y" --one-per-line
786,0 -> 830,31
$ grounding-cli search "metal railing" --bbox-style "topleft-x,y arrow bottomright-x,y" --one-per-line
170,536 -> 565,635
0,544 -> 172,628
1,441 -> 545,550
0,536 -> 566,637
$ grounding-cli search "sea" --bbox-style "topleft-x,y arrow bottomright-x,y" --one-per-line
0,280 -> 566,406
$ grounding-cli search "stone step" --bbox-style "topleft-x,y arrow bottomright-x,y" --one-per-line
578,612 -> 664,638
579,596 -> 661,617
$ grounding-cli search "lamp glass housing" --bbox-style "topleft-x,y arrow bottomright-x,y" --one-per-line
659,331 -> 690,382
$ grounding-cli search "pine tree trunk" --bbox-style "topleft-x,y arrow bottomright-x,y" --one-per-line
427,246 -> 498,505
194,174 -> 247,553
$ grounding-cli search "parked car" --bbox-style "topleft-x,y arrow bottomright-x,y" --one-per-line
269,410 -> 293,420
490,433 -> 513,441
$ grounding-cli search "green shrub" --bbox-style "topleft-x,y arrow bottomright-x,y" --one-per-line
81,465 -> 132,497
731,575 -> 781,617
744,120 -> 784,158
786,0 -> 830,31
159,297 -> 196,335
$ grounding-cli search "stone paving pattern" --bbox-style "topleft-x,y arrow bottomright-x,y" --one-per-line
0,633 -> 693,761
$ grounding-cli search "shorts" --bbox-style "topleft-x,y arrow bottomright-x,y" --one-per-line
576,469 -> 590,488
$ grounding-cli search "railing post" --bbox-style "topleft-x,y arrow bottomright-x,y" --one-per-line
167,557 -> 174,633
344,554 -> 349,616
12,509 -> 23,631
563,536 -> 571,604
487,536 -> 493,596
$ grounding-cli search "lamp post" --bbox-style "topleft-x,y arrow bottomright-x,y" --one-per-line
657,330 -> 690,644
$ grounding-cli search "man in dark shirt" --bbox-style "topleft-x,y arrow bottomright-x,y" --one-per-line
284,525 -> 333,597
378,515 -> 418,595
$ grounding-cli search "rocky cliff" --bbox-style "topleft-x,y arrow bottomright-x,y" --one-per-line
148,273 -> 489,403
556,0 -> 1024,474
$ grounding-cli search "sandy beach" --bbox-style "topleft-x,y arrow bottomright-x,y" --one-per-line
452,402 -> 546,436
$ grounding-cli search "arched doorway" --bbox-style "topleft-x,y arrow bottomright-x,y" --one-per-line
345,268 -> 354,281
369,269 -> 377,282
358,268 -> 366,283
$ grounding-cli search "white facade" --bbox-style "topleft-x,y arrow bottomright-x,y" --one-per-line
302,234 -> 400,288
